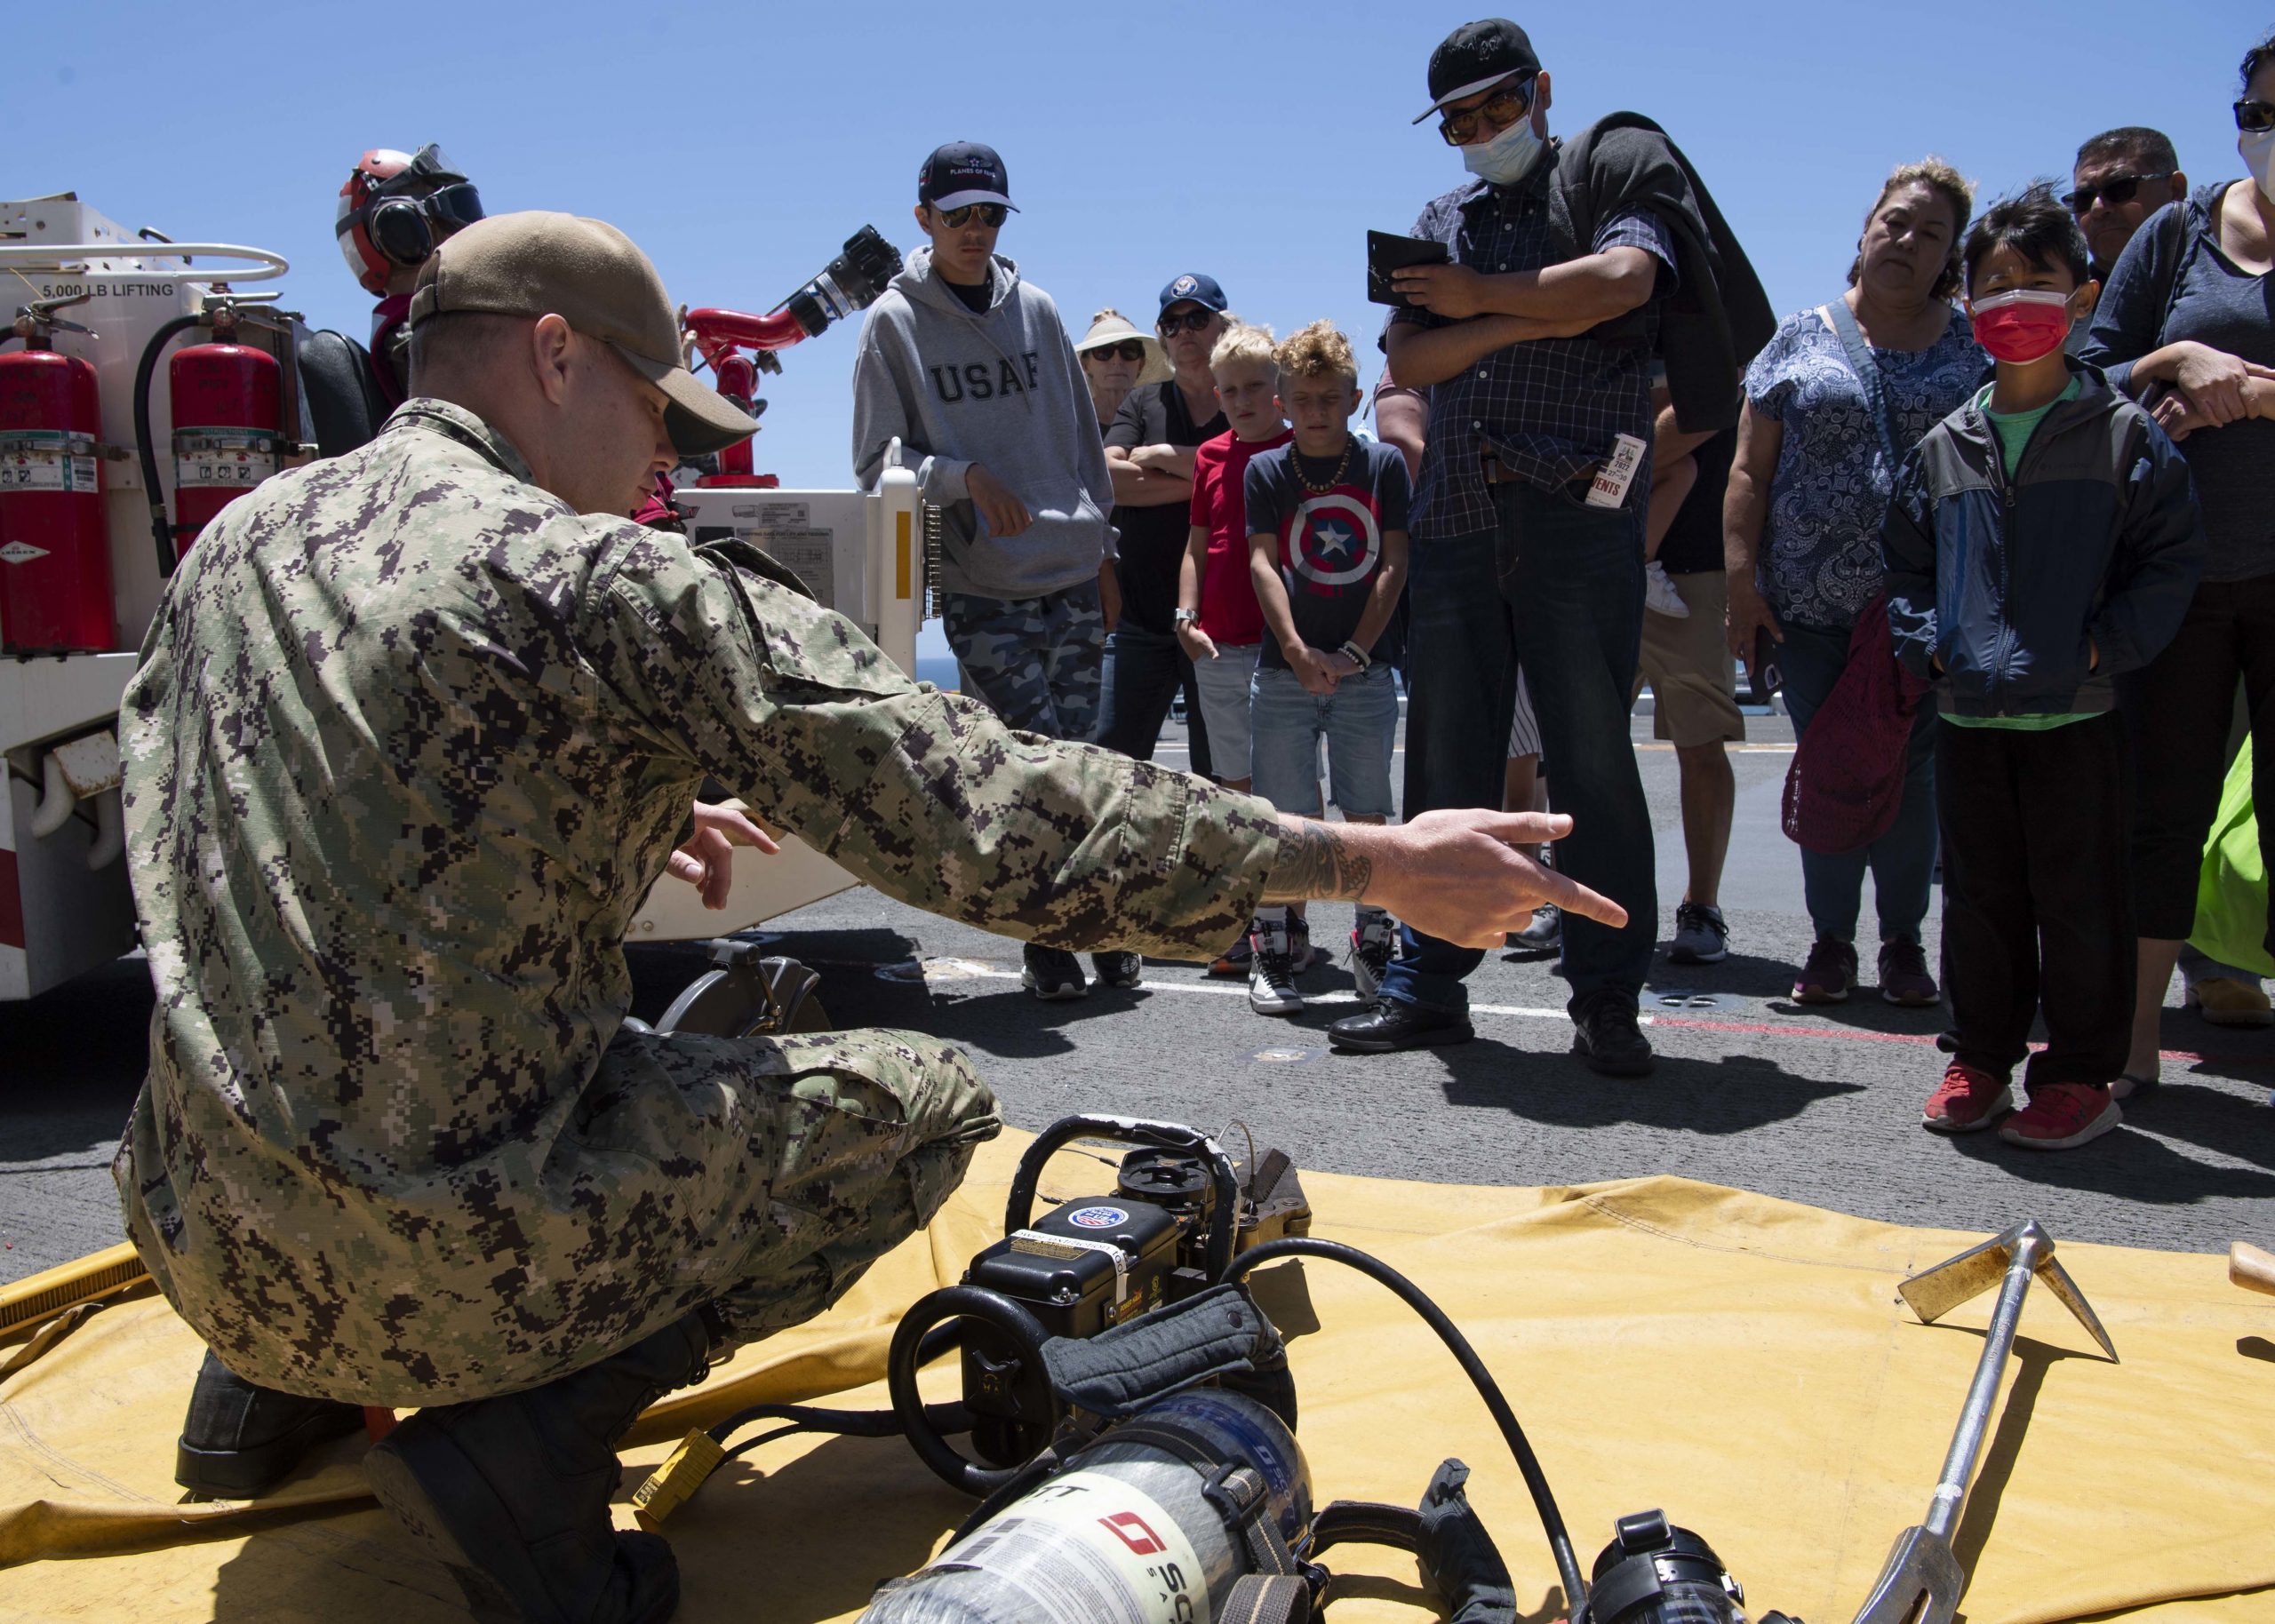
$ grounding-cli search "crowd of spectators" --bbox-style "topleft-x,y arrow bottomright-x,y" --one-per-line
849,19 -> 2275,1155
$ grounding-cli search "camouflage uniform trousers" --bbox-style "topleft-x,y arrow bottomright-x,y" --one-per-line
940,577 -> 1106,741
120,1027 -> 1001,1396
662,1026 -> 1002,1349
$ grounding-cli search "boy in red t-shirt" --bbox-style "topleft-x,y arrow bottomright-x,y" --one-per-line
1177,323 -> 1291,976
1175,322 -> 1289,793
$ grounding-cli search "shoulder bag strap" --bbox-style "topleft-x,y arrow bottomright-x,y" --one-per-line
1819,299 -> 1902,474
2154,193 -> 2205,336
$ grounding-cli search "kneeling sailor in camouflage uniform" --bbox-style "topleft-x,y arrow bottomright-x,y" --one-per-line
113,211 -> 1618,1624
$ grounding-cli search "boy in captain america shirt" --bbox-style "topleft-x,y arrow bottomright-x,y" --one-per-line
1241,321 -> 1410,1016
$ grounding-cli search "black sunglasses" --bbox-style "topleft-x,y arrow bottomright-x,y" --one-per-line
1086,341 -> 1145,363
1437,74 -> 1537,147
1158,308 -> 1218,336
2061,172 -> 2173,214
934,203 -> 1009,228
2238,99 -> 2275,132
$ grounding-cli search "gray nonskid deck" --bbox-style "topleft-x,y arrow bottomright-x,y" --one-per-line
3,710 -> 2268,1282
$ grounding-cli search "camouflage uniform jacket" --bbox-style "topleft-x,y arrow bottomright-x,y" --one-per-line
114,398 -> 1283,1402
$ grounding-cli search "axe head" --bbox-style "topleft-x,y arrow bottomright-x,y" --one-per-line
1898,1219 -> 2119,1362
1849,1524 -> 1965,1624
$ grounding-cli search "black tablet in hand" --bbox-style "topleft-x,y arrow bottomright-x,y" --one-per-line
1368,231 -> 1450,308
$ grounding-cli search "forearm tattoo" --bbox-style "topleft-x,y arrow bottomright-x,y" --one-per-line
1262,819 -> 1374,902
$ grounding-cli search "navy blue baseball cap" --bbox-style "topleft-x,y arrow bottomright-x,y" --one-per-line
1158,272 -> 1228,314
918,142 -> 1018,212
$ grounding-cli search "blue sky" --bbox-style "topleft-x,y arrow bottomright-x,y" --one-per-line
6,0 -> 2265,665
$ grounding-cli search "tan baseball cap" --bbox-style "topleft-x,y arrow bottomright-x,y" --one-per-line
409,211 -> 757,457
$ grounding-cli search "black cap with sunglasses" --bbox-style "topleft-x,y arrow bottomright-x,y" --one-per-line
1414,19 -> 1540,123
918,141 -> 1019,216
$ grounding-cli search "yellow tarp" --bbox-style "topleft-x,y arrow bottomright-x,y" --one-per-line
2,1134 -> 2269,1623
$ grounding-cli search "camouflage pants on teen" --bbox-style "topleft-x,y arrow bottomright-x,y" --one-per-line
940,579 -> 1106,741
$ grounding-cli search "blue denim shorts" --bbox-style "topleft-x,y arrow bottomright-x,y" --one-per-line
1189,642 -> 1260,781
1249,663 -> 1399,818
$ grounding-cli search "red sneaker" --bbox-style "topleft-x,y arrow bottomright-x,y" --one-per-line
1921,1062 -> 2012,1133
1998,1083 -> 2121,1150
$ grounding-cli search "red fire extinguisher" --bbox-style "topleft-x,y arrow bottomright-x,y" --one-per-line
0,298 -> 115,656
169,315 -> 282,557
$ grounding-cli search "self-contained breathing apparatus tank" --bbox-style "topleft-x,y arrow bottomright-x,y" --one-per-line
632,1116 -> 1784,1624
863,1389 -> 1310,1624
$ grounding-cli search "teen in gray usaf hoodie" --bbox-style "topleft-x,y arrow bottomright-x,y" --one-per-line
850,245 -> 1115,600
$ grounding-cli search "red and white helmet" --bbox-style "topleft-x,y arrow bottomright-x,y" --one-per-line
334,145 -> 483,293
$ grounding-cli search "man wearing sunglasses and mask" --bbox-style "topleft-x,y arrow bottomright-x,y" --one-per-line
851,141 -> 1122,1000
1329,18 -> 1769,1075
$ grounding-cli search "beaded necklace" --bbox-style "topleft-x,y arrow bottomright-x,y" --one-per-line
1292,433 -> 1354,495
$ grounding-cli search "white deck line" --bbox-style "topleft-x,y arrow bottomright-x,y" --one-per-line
916,960 -> 1632,1023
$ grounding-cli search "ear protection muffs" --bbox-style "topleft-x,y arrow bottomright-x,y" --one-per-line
365,193 -> 441,273
336,145 -> 483,293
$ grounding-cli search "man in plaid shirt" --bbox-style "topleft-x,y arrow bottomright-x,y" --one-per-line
1328,19 -> 1678,1076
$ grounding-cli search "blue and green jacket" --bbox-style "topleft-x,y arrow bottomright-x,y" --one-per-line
1881,359 -> 2203,719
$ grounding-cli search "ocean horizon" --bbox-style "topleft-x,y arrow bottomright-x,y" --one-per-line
916,657 -> 960,692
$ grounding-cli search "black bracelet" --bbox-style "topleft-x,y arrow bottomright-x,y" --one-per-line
1339,640 -> 1371,671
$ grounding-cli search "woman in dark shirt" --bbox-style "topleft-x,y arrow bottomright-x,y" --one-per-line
1098,285 -> 1233,776
2085,28 -> 2275,1093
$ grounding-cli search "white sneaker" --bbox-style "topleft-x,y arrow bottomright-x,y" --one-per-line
1645,561 -> 1689,618
1249,912 -> 1305,1015
1351,908 -> 1397,1006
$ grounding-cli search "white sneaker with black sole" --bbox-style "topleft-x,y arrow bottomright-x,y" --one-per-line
1248,911 -> 1305,1015
1022,943 -> 1089,1000
1668,901 -> 1728,965
1351,907 -> 1396,1006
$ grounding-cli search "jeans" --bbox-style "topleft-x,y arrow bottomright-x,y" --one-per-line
1937,715 -> 2133,1092
1097,623 -> 1213,779
1249,664 -> 1399,818
1378,480 -> 1657,1012
1776,619 -> 1938,945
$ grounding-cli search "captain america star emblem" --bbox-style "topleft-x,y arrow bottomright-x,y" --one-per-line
1288,492 -> 1380,588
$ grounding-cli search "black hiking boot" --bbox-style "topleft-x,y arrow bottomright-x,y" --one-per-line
176,1348 -> 366,1498
363,1313 -> 713,1624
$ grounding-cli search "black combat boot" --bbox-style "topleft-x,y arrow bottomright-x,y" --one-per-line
363,1313 -> 712,1624
176,1348 -> 366,1498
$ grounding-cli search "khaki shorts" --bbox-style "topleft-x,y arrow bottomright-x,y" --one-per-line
1635,570 -> 1744,748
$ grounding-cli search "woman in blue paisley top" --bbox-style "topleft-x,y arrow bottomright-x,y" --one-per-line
1726,159 -> 1985,1006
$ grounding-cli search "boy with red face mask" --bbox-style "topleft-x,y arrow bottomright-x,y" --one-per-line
1883,183 -> 2203,1151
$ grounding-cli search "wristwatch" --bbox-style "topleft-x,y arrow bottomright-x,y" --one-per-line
1174,608 -> 1201,625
